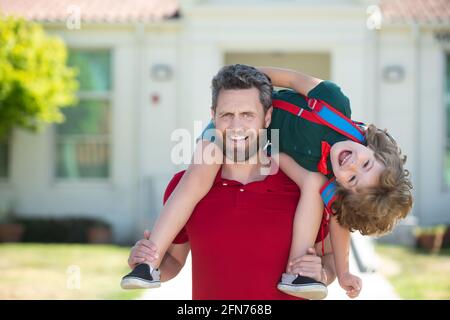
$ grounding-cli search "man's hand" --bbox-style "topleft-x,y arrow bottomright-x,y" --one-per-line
127,230 -> 159,269
288,248 -> 325,283
338,272 -> 362,299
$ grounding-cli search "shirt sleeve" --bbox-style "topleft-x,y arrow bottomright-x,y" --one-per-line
307,80 -> 351,118
162,171 -> 189,244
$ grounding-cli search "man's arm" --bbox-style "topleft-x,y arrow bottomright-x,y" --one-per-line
315,234 -> 337,286
127,232 -> 191,282
258,67 -> 323,96
159,243 -> 191,282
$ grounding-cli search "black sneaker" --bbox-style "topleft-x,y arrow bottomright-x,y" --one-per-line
120,264 -> 161,289
277,273 -> 328,300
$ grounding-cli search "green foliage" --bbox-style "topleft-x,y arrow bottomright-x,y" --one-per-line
15,216 -> 111,243
0,15 -> 78,140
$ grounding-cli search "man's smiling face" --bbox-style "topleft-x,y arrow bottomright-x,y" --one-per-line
212,88 -> 271,162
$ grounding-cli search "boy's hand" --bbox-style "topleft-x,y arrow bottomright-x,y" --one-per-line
288,248 -> 324,283
127,230 -> 159,269
338,272 -> 362,298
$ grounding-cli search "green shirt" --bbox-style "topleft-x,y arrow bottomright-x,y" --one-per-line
269,81 -> 352,174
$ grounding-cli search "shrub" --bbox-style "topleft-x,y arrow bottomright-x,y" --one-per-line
15,216 -> 112,243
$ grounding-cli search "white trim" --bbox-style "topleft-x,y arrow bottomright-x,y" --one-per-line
443,50 -> 450,191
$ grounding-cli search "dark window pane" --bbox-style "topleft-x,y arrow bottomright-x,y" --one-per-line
55,139 -> 109,178
0,142 -> 8,178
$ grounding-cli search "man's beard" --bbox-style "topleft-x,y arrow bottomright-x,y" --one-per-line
222,129 -> 261,163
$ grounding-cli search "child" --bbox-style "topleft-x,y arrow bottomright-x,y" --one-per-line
121,65 -> 413,299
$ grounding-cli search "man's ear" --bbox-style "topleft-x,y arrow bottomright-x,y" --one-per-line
210,107 -> 215,124
264,106 -> 273,128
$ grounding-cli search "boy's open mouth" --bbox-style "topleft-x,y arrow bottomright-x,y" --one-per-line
338,150 -> 352,166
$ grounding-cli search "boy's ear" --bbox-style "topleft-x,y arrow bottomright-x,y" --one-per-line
211,107 -> 215,123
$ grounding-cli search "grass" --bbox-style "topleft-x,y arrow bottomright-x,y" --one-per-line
0,243 -> 143,300
374,244 -> 450,300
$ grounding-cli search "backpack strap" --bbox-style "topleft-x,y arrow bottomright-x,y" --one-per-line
320,178 -> 338,214
319,178 -> 338,256
272,97 -> 366,144
307,97 -> 366,144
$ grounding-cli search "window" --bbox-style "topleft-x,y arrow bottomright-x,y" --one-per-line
445,53 -> 450,185
0,140 -> 8,179
55,50 -> 112,179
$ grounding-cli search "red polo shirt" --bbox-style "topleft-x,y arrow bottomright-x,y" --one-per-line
165,168 -> 329,300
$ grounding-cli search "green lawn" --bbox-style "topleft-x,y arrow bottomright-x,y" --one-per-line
0,243 -> 143,300
375,244 -> 450,300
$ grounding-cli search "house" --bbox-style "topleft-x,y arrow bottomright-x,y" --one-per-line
0,0 -> 449,244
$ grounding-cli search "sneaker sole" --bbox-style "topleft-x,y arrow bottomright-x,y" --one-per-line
277,283 -> 328,300
120,277 -> 161,290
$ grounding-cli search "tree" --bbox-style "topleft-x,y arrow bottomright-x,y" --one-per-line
0,15 -> 78,140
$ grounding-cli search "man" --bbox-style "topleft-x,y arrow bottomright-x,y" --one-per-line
127,64 -> 336,299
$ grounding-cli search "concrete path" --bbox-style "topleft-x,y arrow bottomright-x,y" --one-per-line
139,249 -> 400,300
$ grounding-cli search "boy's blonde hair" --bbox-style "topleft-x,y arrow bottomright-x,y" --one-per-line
332,124 -> 413,236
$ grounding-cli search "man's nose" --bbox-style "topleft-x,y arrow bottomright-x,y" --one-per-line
230,116 -> 244,130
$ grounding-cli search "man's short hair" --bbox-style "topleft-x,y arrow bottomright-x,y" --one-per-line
211,64 -> 273,113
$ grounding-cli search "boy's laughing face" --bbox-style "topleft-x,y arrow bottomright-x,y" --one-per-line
330,140 -> 385,192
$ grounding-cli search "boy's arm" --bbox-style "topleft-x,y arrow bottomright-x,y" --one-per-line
329,217 -> 363,297
149,141 -> 221,267
329,215 -> 351,279
258,67 -> 323,96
